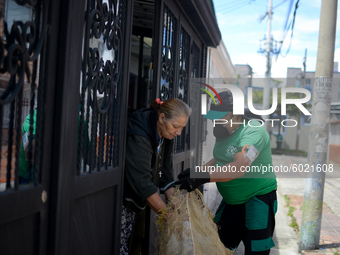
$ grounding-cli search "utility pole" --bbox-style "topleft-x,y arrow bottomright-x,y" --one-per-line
295,49 -> 307,152
263,0 -> 272,132
298,0 -> 337,252
258,0 -> 279,132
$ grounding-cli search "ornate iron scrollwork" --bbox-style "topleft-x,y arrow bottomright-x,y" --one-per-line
160,5 -> 177,102
0,0 -> 47,189
161,46 -> 173,83
78,0 -> 124,174
178,61 -> 186,101
161,46 -> 173,101
178,27 -> 190,103
0,0 -> 46,104
174,27 -> 190,154
190,43 -> 200,113
86,0 -> 122,114
161,84 -> 170,101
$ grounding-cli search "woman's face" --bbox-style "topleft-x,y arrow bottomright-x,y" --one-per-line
158,114 -> 188,140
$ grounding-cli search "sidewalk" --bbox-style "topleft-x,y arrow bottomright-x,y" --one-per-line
273,155 -> 340,255
287,194 -> 340,254
204,154 -> 340,255
272,155 -> 340,255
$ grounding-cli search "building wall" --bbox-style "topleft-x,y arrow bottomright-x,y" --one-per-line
329,120 -> 340,164
273,68 -> 340,152
201,40 -> 236,166
201,40 -> 236,212
210,42 -> 236,79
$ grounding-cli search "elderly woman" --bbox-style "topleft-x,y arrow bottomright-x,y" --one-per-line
120,98 -> 191,254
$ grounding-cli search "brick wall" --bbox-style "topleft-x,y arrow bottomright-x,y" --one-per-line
0,128 -> 19,183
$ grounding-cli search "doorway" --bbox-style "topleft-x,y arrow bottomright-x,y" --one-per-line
128,0 -> 154,112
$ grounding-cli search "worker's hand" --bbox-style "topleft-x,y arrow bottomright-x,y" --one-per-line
174,168 -> 210,192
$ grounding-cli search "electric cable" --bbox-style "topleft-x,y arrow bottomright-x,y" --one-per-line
218,0 -> 256,15
283,0 -> 294,33
217,0 -> 252,14
281,0 -> 299,57
215,0 -> 249,11
276,0 -> 299,59
273,0 -> 289,10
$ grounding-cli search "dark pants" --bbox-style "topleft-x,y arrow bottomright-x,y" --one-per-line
215,190 -> 277,254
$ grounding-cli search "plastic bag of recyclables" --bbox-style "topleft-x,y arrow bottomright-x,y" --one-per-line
156,187 -> 233,255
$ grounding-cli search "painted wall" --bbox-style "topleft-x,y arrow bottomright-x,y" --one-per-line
271,68 -> 340,153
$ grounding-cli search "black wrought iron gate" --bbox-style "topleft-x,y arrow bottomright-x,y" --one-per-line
0,0 -> 132,254
0,0 -> 213,253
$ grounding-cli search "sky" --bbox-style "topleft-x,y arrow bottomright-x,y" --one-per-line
213,0 -> 340,78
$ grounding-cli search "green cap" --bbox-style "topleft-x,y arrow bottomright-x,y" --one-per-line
203,110 -> 229,120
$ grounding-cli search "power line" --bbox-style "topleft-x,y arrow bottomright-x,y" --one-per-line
273,0 -> 289,9
277,0 -> 299,58
215,0 -> 249,10
217,0 -> 252,13
218,0 -> 256,15
283,0 -> 295,33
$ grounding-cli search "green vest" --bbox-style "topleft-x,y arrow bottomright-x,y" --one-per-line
19,110 -> 37,179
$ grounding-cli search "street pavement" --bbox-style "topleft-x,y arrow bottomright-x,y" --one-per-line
204,154 -> 340,255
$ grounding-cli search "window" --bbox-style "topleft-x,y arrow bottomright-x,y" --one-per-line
304,85 -> 312,105
5,0 -> 33,31
301,115 -> 311,126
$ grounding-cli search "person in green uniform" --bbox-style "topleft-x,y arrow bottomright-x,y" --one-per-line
19,104 -> 90,184
176,91 -> 277,254
19,110 -> 37,184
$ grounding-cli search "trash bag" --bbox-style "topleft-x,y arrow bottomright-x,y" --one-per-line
156,188 -> 233,255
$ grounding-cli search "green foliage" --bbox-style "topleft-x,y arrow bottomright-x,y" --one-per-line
290,217 -> 299,232
251,89 -> 263,104
284,195 -> 290,207
283,195 -> 299,232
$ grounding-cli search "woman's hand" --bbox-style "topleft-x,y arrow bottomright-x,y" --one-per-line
164,187 -> 175,200
146,193 -> 167,213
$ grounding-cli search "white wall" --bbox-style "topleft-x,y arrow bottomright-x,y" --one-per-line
201,40 -> 236,212
202,40 -> 236,165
